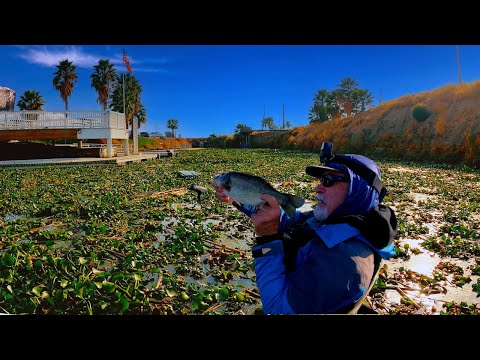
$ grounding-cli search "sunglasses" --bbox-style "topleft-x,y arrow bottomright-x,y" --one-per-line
318,174 -> 349,187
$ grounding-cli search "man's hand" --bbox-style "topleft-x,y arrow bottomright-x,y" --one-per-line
251,194 -> 281,236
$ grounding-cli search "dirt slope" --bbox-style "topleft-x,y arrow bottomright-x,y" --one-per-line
249,81 -> 480,165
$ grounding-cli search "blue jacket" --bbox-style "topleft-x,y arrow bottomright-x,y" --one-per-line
238,205 -> 395,314
237,161 -> 396,314
239,155 -> 396,314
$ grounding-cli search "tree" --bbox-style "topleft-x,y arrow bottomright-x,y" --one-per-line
167,118 -> 179,138
90,59 -> 117,111
234,123 -> 247,135
336,78 -> 357,117
353,89 -> 374,112
335,77 -> 372,117
124,104 -> 148,139
261,117 -> 268,130
325,91 -> 342,120
110,73 -> 144,130
260,116 -> 274,130
134,103 -> 147,128
309,78 -> 374,122
337,77 -> 358,95
165,130 -> 174,138
17,90 -> 45,110
308,89 -> 329,123
52,59 -> 78,111
262,116 -> 274,130
285,120 -> 291,128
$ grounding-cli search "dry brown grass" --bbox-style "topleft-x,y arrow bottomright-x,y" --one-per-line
248,81 -> 480,166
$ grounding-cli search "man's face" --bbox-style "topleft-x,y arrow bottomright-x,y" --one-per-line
312,170 -> 349,221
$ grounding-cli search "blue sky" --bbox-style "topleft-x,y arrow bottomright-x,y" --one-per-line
1,45 -> 478,138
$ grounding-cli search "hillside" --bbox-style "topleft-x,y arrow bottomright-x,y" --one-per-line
245,81 -> 480,166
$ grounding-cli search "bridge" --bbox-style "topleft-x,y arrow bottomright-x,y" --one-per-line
0,110 -> 128,158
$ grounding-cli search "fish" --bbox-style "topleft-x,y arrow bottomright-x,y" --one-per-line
213,171 -> 305,218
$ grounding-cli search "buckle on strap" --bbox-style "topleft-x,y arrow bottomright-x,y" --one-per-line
252,247 -> 273,258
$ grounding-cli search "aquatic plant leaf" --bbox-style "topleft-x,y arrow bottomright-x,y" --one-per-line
32,286 -> 42,297
102,281 -> 115,293
3,253 -> 15,266
166,289 -> 177,297
218,287 -> 229,301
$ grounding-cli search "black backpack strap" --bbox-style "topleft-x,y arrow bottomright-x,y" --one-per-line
282,215 -> 318,272
324,204 -> 397,249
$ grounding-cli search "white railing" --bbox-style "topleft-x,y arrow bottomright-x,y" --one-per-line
0,110 -> 126,130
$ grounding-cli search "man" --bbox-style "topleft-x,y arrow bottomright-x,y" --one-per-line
214,144 -> 396,314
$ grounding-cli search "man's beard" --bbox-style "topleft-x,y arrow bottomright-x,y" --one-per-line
313,203 -> 328,222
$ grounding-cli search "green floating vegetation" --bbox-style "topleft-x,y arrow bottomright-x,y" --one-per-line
0,148 -> 479,315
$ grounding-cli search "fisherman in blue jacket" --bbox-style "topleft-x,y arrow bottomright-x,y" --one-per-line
214,143 -> 397,314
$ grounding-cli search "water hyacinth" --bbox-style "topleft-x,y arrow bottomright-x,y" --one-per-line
0,148 -> 479,315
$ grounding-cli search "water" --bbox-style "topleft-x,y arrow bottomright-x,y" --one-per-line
4,213 -> 26,222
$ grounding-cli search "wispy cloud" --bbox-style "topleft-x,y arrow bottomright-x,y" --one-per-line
16,45 -> 171,74
18,46 -> 103,68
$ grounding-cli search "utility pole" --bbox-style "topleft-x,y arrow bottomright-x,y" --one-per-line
456,45 -> 463,85
262,104 -> 266,130
123,73 -> 129,156
282,103 -> 285,129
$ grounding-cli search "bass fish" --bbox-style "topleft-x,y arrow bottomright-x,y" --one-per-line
213,171 -> 305,218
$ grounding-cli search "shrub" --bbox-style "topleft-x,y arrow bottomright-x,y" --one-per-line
412,104 -> 432,122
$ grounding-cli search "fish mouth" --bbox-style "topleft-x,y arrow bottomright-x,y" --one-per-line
216,183 -> 230,191
213,174 -> 231,191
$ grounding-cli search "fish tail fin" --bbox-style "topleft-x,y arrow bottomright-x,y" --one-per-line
287,194 -> 305,208
282,203 -> 297,218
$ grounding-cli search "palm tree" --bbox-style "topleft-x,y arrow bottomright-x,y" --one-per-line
167,118 -> 179,138
308,89 -> 329,123
337,77 -> 358,95
134,103 -> 147,128
90,59 -> 117,111
128,103 -> 147,139
52,59 -> 78,111
262,116 -> 274,130
17,90 -> 45,110
234,123 -> 247,135
17,90 -> 45,121
261,117 -> 269,130
110,73 -> 143,130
